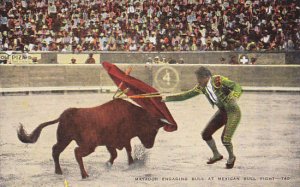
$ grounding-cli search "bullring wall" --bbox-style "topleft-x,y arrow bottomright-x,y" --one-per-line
1,64 -> 299,93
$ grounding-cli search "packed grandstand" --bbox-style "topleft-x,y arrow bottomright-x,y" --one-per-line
0,0 -> 299,52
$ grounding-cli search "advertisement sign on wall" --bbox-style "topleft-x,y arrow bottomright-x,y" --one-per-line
0,53 -> 41,64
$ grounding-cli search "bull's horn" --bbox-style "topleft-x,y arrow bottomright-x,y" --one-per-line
160,118 -> 171,125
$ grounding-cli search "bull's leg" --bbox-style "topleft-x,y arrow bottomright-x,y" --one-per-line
52,139 -> 71,175
106,146 -> 117,166
125,144 -> 133,165
74,146 -> 95,179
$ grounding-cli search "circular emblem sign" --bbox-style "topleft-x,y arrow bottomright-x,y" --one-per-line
239,54 -> 249,64
154,66 -> 180,92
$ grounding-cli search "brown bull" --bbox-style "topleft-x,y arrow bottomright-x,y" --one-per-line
17,99 -> 166,178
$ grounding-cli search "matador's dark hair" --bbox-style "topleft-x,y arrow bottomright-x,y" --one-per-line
195,66 -> 212,78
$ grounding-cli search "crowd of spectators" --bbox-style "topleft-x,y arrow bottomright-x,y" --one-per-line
0,0 -> 299,52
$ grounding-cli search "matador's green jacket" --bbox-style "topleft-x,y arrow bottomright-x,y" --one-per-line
164,75 -> 243,109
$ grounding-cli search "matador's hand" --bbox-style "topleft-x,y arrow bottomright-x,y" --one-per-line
226,91 -> 239,102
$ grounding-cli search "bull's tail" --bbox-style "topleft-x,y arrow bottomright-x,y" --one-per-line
17,118 -> 59,143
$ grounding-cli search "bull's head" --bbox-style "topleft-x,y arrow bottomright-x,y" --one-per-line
138,119 -> 167,148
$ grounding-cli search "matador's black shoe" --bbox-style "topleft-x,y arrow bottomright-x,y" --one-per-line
226,156 -> 236,169
207,155 -> 223,164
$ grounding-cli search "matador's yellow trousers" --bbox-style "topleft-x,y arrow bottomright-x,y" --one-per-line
202,101 -> 241,146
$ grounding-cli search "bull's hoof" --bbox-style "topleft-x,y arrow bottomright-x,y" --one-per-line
55,170 -> 63,175
128,159 -> 134,165
82,173 -> 89,179
105,161 -> 113,167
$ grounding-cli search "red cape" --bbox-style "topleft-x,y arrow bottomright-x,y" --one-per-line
102,62 -> 177,132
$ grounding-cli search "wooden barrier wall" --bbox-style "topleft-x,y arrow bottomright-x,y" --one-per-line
1,64 -> 300,93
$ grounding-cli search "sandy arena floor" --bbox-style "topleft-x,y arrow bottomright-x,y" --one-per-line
0,92 -> 299,187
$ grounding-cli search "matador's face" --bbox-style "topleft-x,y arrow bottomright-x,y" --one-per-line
196,76 -> 210,87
